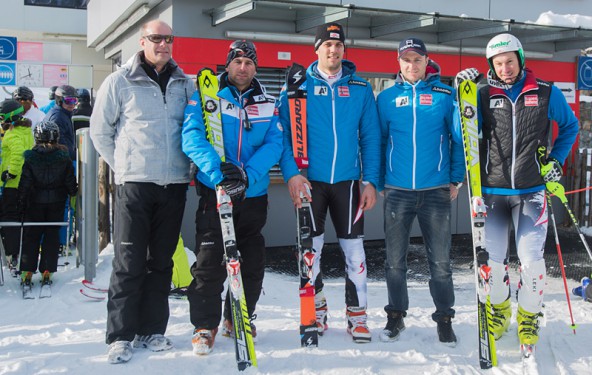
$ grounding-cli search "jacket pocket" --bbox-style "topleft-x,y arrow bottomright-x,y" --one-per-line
246,119 -> 269,147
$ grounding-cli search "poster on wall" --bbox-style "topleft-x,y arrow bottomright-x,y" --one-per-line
24,1 -> 88,10
43,64 -> 68,87
18,42 -> 43,62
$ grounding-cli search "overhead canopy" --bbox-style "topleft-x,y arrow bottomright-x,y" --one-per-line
206,0 -> 592,53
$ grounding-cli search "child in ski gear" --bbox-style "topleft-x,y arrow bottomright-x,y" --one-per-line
17,120 -> 77,288
377,37 -> 465,345
0,99 -> 34,274
278,22 -> 381,342
182,39 -> 282,355
90,20 -> 194,364
43,84 -> 78,254
457,33 -> 578,354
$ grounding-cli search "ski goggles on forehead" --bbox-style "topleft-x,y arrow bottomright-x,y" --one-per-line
63,96 -> 78,105
0,106 -> 24,122
143,34 -> 174,44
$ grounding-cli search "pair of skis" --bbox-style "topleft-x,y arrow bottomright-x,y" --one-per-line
197,68 -> 257,371
286,63 -> 319,348
456,77 -> 497,369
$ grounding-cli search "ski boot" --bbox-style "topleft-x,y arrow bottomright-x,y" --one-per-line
315,290 -> 328,335
192,328 -> 218,355
517,305 -> 542,358
346,306 -> 371,343
21,271 -> 34,299
491,298 -> 512,340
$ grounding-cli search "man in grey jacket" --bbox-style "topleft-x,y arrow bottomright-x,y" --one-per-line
90,19 -> 195,364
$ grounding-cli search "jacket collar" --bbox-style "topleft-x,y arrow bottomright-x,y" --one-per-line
123,51 -> 185,82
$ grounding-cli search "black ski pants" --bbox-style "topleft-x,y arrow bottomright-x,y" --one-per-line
20,200 -> 65,273
188,184 -> 267,330
0,188 -> 22,258
106,182 -> 187,344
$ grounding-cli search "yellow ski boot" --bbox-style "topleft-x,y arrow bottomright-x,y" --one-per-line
490,298 -> 512,340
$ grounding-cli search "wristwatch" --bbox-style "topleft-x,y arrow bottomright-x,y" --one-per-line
452,182 -> 463,190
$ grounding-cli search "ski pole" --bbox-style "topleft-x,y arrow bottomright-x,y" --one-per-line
16,212 -> 25,273
546,181 -> 592,262
537,146 -> 592,262
546,191 -> 577,334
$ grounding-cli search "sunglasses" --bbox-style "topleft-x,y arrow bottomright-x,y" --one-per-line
143,34 -> 174,44
63,96 -> 78,105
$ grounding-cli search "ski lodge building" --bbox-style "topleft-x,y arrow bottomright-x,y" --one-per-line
86,0 -> 592,248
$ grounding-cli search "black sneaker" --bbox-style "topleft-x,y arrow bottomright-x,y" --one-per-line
437,316 -> 457,347
379,311 -> 405,342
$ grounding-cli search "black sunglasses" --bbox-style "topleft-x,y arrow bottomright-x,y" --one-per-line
143,34 -> 174,44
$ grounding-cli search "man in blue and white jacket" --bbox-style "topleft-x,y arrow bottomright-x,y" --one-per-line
377,38 -> 465,346
182,40 -> 283,355
279,22 -> 381,343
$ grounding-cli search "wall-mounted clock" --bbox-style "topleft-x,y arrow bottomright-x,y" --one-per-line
17,63 -> 43,87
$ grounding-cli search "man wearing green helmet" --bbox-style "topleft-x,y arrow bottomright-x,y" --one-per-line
457,33 -> 579,358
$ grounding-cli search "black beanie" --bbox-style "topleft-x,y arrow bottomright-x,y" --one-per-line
226,40 -> 258,67
314,22 -> 345,50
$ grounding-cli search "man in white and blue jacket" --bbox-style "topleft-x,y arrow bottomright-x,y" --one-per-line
278,22 -> 381,343
377,38 -> 465,346
182,40 -> 283,355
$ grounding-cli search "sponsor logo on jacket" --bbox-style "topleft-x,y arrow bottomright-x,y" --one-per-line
314,86 -> 329,96
396,96 -> 410,107
338,86 -> 350,97
490,98 -> 504,108
420,94 -> 432,105
432,86 -> 452,95
524,95 -> 539,106
348,79 -> 367,86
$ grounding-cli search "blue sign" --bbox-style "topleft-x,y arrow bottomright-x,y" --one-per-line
0,63 -> 16,86
0,36 -> 17,61
577,56 -> 592,90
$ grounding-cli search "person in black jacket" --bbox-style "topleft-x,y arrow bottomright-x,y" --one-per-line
18,120 -> 77,287
44,85 -> 77,161
72,88 -> 92,132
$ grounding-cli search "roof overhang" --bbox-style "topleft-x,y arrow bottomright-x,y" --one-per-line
205,0 -> 592,55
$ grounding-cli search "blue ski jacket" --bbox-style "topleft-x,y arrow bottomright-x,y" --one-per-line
278,60 -> 381,187
377,60 -> 465,191
182,73 -> 283,198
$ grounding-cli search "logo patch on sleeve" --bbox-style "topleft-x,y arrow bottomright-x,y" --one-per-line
419,94 -> 432,105
524,95 -> 539,106
188,100 -> 197,106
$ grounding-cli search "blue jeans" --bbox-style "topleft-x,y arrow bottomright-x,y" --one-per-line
383,187 -> 455,321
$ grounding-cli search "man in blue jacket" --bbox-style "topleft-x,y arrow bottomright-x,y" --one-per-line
458,33 -> 579,357
182,40 -> 283,355
279,22 -> 381,343
377,38 -> 465,346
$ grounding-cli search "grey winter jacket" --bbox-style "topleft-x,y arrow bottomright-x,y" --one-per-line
90,52 -> 195,185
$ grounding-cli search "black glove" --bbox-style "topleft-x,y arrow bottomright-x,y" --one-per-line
218,179 -> 247,203
220,162 -> 249,188
1,170 -> 16,182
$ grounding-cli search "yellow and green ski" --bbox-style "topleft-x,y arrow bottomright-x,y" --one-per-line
197,67 -> 257,370
456,77 -> 497,369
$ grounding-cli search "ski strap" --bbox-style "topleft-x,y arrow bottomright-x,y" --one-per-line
286,63 -> 308,169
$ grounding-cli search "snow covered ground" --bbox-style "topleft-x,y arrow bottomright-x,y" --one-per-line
1,245 -> 591,375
